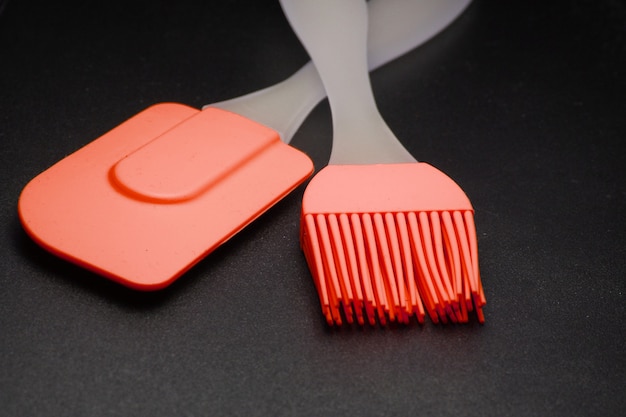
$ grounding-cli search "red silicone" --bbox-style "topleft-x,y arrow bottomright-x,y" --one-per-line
300,163 -> 485,326
19,103 -> 314,290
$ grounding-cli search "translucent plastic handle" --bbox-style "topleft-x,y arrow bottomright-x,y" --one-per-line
209,0 -> 472,144
279,0 -> 412,164
280,0 -> 372,119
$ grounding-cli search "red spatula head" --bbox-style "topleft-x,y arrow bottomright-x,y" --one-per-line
19,103 -> 313,290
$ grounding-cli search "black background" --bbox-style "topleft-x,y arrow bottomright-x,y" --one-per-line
1,0 -> 625,416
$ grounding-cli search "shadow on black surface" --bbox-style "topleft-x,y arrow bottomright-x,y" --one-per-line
0,0 -> 8,18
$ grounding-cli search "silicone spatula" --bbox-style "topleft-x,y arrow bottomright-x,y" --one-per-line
18,0 -> 473,290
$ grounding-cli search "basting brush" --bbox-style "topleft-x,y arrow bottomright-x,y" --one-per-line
279,0 -> 485,325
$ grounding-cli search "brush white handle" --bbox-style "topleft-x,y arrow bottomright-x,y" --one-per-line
280,0 -> 416,164
209,0 -> 471,144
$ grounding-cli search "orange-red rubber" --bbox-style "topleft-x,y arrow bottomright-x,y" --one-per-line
19,103 -> 314,290
300,162 -> 485,325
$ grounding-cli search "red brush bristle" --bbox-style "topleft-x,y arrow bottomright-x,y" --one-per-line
300,163 -> 486,326
301,209 -> 484,326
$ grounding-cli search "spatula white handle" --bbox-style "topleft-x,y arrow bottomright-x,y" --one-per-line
209,0 -> 471,144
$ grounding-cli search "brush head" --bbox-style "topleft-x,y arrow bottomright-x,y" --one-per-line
300,162 -> 485,326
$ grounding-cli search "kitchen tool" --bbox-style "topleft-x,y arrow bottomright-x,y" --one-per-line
18,0 -> 473,291
280,0 -> 484,325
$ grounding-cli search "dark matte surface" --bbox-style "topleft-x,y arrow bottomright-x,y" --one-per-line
1,0 -> 625,416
